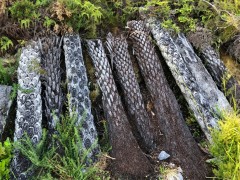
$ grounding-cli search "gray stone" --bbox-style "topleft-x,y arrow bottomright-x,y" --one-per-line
158,151 -> 170,161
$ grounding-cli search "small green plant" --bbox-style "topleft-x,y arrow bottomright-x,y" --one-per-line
14,107 -> 109,179
0,58 -> 17,85
158,164 -> 183,180
199,0 -> 240,44
10,83 -> 18,100
161,19 -> 180,33
43,16 -> 56,29
143,0 -> 197,32
51,0 -> 103,37
0,37 -> 13,53
145,0 -> 171,18
210,111 -> 240,180
28,59 -> 46,75
0,138 -> 13,180
175,0 -> 197,31
9,0 -> 40,29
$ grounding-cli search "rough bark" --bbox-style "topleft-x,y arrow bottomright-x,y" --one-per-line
0,85 -> 12,140
227,34 -> 240,63
187,30 -> 240,109
11,42 -> 42,179
145,17 -> 231,141
128,20 -> 210,179
105,33 -> 158,151
63,35 -> 100,163
39,35 -> 63,132
86,39 -> 152,178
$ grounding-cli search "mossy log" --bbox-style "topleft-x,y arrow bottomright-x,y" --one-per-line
106,33 -> 158,151
39,35 -> 63,133
0,85 -> 12,140
11,42 -> 42,179
187,30 -> 240,109
63,35 -> 99,163
128,20 -> 210,179
86,39 -> 153,178
145,17 -> 231,141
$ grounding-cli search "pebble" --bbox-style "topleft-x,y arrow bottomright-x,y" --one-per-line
158,151 -> 170,161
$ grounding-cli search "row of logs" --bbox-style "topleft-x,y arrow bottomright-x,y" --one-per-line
0,18 -> 238,179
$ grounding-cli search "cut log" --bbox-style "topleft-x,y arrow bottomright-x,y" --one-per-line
187,29 -> 240,109
145,17 -> 231,141
86,39 -> 152,178
63,35 -> 99,163
0,85 -> 12,140
127,20 -> 210,179
11,42 -> 42,179
227,34 -> 240,63
39,35 -> 63,132
105,33 -> 158,151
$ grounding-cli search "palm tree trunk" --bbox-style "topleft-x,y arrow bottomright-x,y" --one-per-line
86,39 -> 153,178
128,20 -> 210,179
145,18 -> 231,141
11,41 -> 42,179
105,33 -> 159,151
39,34 -> 63,133
63,35 -> 100,163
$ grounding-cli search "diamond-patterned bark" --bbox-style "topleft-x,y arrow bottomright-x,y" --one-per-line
86,39 -> 152,177
128,20 -> 210,179
106,33 -> 158,150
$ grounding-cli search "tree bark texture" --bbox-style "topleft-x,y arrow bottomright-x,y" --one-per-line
105,33 -> 158,151
187,31 -> 240,109
0,85 -> 12,140
127,20 -> 210,179
39,35 -> 63,132
145,17 -> 231,141
11,42 -> 42,179
63,35 -> 99,163
227,34 -> 240,63
86,39 -> 153,178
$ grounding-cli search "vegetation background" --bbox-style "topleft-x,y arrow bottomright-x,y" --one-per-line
0,0 -> 240,179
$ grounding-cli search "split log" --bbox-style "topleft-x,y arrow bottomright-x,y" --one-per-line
0,85 -> 12,140
106,33 -> 158,151
86,39 -> 152,178
11,42 -> 42,179
188,29 -> 240,109
145,17 -> 231,141
128,20 -> 210,179
63,35 -> 99,162
39,35 -> 63,132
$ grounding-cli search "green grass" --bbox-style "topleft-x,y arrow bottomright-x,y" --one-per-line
210,111 -> 240,180
13,109 -> 109,179
0,58 -> 17,85
0,138 -> 13,180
